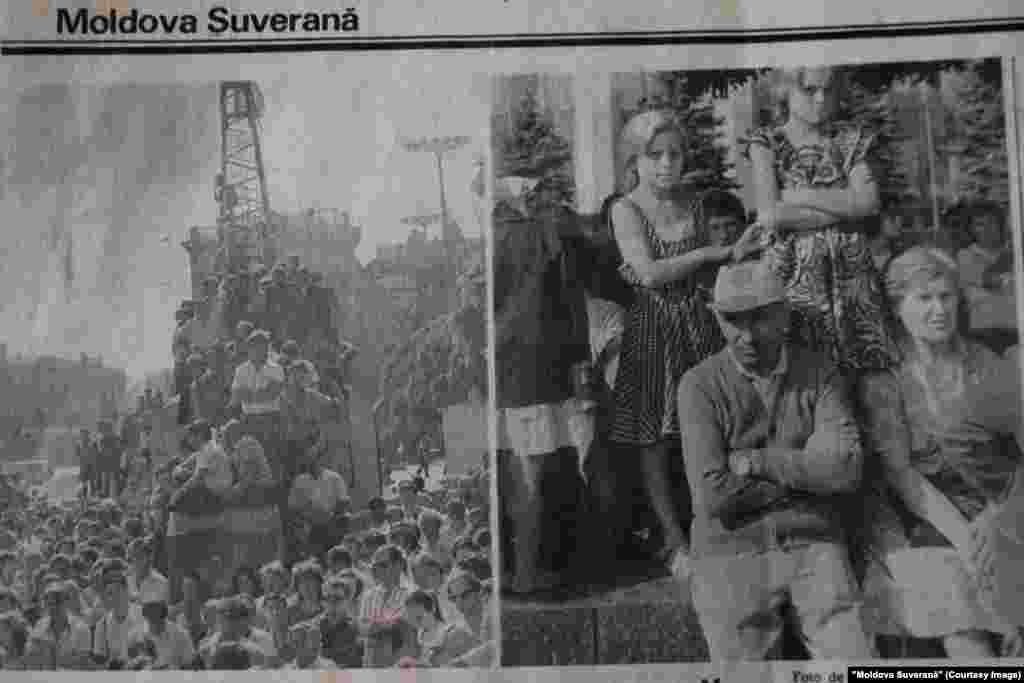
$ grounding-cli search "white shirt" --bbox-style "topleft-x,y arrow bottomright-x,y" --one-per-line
132,619 -> 195,669
288,468 -> 349,515
232,360 -> 285,414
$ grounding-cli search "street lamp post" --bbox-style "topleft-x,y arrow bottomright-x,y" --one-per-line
371,398 -> 386,497
400,136 -> 472,305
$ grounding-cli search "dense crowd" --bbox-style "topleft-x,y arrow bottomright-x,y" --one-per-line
0,484 -> 494,670
0,246 -> 495,670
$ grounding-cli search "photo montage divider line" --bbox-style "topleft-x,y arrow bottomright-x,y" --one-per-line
2,16 -> 1024,54
1004,56 -> 1024,403
483,72 -> 503,669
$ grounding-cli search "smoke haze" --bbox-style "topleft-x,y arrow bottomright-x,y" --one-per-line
1,65 -> 489,381
1,83 -> 219,379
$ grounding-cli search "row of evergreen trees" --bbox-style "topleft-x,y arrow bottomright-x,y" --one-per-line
377,60 -> 1008,467
495,59 -> 1007,216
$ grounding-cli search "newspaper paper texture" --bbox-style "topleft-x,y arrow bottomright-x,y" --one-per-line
4,2 -> 1024,681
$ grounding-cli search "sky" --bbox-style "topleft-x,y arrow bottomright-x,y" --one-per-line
257,57 -> 490,261
0,56 -> 491,379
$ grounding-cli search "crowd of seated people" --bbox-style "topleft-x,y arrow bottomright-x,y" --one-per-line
0,457 -> 494,669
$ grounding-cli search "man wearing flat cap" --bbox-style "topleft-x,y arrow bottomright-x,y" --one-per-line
678,259 -> 873,661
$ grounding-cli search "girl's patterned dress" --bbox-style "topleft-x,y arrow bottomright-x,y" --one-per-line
743,124 -> 899,372
610,196 -> 725,445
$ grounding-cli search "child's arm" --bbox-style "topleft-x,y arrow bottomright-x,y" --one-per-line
612,200 -> 732,288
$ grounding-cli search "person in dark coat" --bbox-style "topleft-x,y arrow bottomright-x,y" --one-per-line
494,183 -> 590,597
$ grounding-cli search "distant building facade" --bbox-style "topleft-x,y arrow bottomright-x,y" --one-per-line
0,344 -> 126,445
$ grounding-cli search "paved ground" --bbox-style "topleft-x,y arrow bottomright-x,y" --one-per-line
501,575 -> 709,666
503,575 -> 688,611
501,574 -> 948,666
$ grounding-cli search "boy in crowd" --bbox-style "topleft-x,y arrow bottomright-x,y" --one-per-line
702,189 -> 747,249
697,189 -> 752,297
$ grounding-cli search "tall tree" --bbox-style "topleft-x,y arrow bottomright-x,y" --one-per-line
842,77 -> 916,210
376,284 -> 486,468
495,85 -> 575,209
951,60 -> 1009,205
848,58 -> 1002,94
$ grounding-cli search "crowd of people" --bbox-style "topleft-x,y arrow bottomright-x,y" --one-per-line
0,238 -> 496,669
0,483 -> 494,670
496,64 -> 1023,661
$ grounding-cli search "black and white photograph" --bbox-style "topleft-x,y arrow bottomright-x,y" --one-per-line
494,58 -> 1024,665
0,65 -> 495,670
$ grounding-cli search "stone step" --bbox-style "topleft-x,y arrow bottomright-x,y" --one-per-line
501,577 -> 708,666
501,577 -> 952,666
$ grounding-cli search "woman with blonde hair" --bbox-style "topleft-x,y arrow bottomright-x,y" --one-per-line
862,246 -> 1024,657
744,65 -> 898,373
609,109 -> 759,565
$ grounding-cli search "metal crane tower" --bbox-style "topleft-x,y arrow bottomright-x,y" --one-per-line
216,81 -> 276,266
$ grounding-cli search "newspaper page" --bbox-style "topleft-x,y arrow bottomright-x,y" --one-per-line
1,3 -> 1024,683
